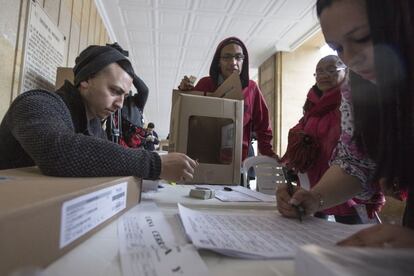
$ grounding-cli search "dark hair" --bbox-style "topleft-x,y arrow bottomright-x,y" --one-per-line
147,122 -> 155,129
209,37 -> 250,89
316,0 -> 334,17
316,0 -> 414,189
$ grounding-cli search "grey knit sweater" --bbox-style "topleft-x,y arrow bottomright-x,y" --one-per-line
0,81 -> 161,178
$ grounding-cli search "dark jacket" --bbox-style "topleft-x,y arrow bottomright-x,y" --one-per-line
0,81 -> 161,178
144,130 -> 159,151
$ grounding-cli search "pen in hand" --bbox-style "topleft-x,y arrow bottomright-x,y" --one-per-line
282,168 -> 305,222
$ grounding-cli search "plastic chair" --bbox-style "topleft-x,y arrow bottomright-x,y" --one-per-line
242,156 -> 285,195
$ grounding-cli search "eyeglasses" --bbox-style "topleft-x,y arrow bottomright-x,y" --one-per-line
220,54 -> 245,62
313,67 -> 345,77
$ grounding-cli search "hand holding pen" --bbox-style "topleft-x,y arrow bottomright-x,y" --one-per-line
280,168 -> 306,222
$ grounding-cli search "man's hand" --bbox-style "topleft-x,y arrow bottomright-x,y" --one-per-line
159,153 -> 198,182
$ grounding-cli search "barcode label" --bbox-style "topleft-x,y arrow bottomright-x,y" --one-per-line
60,182 -> 127,248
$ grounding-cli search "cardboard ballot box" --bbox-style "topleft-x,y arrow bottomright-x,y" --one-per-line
0,167 -> 141,275
172,71 -> 243,101
169,93 -> 243,185
169,72 -> 244,185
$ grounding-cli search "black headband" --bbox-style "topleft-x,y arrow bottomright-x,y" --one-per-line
73,44 -> 135,86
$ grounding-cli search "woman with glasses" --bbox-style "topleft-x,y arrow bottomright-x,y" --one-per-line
179,37 -> 277,164
277,0 -> 414,248
281,55 -> 383,224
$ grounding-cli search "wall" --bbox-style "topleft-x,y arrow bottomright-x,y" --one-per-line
0,0 -> 21,121
0,0 -> 110,121
280,31 -> 326,155
258,53 -> 281,154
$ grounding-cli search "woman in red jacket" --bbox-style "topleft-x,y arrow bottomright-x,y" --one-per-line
179,37 -> 276,163
281,55 -> 368,224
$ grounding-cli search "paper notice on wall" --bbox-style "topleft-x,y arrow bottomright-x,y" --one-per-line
118,201 -> 209,276
20,0 -> 65,93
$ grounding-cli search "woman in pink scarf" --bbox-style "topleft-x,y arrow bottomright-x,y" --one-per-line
281,55 -> 379,224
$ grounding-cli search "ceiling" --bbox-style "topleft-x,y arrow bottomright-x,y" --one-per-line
96,0 -> 321,138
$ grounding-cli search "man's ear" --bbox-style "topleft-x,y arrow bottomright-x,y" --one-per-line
79,80 -> 89,90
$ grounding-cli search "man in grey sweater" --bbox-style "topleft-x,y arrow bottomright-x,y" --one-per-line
0,43 -> 197,182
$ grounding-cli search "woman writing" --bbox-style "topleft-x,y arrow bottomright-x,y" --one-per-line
277,0 -> 414,247
281,55 -> 383,224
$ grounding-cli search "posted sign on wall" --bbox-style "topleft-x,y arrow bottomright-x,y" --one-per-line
20,0 -> 65,93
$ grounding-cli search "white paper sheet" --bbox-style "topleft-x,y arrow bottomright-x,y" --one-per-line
178,204 -> 370,259
118,202 -> 209,276
195,184 -> 276,202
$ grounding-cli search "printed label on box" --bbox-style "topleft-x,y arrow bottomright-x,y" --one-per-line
60,182 -> 127,248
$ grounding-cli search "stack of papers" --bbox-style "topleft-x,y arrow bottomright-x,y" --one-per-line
178,204 -> 369,259
118,202 -> 208,276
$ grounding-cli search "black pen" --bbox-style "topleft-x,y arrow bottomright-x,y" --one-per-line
282,168 -> 305,222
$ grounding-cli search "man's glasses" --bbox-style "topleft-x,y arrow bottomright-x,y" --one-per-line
313,67 -> 345,77
220,54 -> 245,62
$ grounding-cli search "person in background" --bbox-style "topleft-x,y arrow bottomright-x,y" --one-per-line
107,42 -> 148,129
277,0 -> 414,247
281,55 -> 384,224
179,37 -> 277,163
105,43 -> 148,148
144,122 -> 159,151
0,43 -> 197,183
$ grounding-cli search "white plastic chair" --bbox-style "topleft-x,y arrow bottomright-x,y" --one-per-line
242,156 -> 285,195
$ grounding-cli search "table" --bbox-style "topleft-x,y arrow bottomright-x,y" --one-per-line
44,184 -> 295,276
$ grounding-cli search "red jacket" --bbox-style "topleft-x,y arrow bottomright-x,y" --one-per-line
284,85 -> 358,216
195,77 -> 275,160
301,86 -> 342,189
